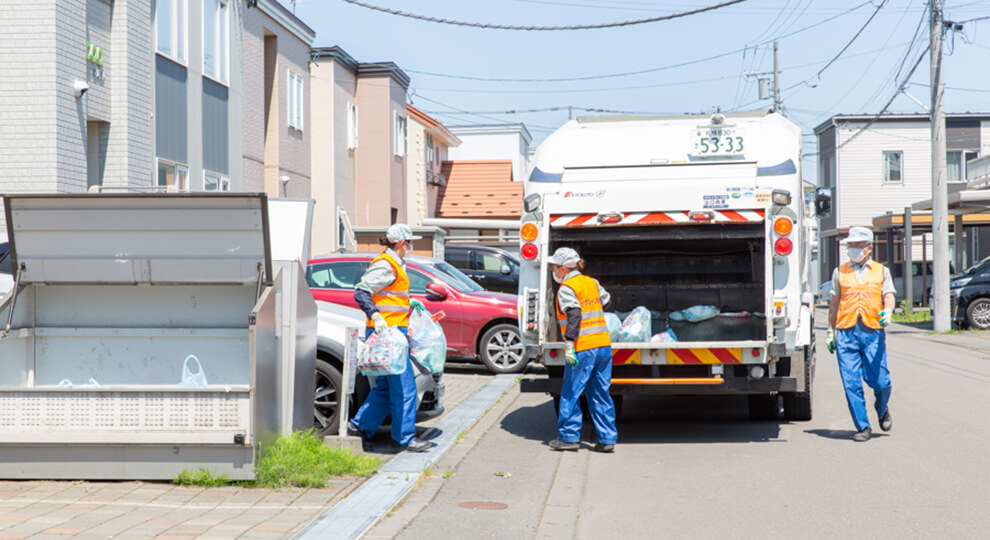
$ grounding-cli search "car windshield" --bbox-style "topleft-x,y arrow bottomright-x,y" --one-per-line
964,256 -> 990,276
424,260 -> 484,292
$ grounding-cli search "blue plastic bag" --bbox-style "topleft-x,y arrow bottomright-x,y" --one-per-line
357,327 -> 408,376
669,305 -> 720,323
179,355 -> 209,388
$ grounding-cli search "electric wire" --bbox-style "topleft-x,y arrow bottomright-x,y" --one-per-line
815,0 -> 887,81
340,0 -> 746,31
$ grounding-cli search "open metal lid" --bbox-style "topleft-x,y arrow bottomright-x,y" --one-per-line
2,193 -> 272,285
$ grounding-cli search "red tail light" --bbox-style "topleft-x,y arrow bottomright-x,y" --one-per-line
774,237 -> 793,256
521,243 -> 539,261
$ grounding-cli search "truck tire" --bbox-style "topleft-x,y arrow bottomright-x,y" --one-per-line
783,337 -> 815,421
748,394 -> 780,420
479,324 -> 528,374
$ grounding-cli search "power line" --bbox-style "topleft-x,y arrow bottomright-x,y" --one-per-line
340,0 -> 746,31
400,1 -> 873,82
815,0 -> 887,80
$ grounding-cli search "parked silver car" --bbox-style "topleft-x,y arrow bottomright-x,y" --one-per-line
314,300 -> 444,436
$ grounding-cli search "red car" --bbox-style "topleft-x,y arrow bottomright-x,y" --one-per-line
306,253 -> 526,373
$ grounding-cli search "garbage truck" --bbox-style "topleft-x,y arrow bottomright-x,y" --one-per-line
518,110 -> 822,420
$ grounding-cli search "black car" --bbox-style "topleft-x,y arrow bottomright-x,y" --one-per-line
944,256 -> 990,330
444,245 -> 520,295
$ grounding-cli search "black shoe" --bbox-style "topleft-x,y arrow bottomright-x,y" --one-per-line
853,427 -> 872,442
594,443 -> 615,453
346,421 -> 363,438
549,439 -> 579,451
403,439 -> 431,453
880,410 -> 892,432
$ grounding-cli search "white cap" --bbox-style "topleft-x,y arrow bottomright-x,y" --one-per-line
386,224 -> 422,242
547,247 -> 580,268
841,226 -> 873,244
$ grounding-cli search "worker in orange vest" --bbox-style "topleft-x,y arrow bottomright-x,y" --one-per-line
826,226 -> 895,442
548,247 -> 617,453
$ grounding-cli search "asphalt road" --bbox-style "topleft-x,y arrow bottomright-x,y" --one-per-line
378,311 -> 990,539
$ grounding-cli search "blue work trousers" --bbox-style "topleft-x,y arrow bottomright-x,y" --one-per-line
352,326 -> 418,446
836,321 -> 892,432
558,346 -> 618,445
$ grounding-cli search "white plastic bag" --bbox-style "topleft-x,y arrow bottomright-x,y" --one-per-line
669,305 -> 720,323
650,328 -> 678,343
408,309 -> 447,374
605,313 -> 622,341
618,306 -> 652,342
179,355 -> 209,388
357,327 -> 408,376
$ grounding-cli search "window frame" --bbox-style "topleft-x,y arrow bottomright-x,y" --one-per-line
155,0 -> 188,66
346,102 -> 359,149
203,170 -> 230,192
306,261 -> 369,290
288,71 -> 304,131
882,150 -> 903,185
156,158 -> 190,192
202,0 -> 229,84
393,112 -> 407,157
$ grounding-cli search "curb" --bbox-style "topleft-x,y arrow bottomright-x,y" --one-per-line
295,374 -> 518,540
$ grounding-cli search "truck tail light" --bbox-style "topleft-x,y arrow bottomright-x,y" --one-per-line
521,222 -> 538,242
774,237 -> 793,256
773,217 -> 793,236
521,243 -> 539,261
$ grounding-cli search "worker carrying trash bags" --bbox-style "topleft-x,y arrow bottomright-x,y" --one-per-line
547,247 -> 618,453
827,226 -> 895,442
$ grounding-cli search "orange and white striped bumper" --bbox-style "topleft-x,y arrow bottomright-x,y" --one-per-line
550,210 -> 765,227
612,347 -> 748,365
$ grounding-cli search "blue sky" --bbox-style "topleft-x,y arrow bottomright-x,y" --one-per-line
293,0 -> 990,183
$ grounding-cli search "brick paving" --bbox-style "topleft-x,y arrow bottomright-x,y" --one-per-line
0,370 -> 494,539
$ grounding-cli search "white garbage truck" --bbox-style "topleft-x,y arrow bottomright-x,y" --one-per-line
518,110 -> 824,420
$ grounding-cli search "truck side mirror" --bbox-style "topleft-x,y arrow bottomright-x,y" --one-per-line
815,187 -> 832,218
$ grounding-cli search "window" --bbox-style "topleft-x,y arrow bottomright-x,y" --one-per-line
288,71 -> 304,131
948,150 -> 980,182
203,0 -> 228,82
408,269 -> 432,294
882,151 -> 903,183
394,113 -> 407,156
474,253 -> 506,272
157,159 -> 189,191
306,262 -> 368,290
156,0 -> 187,64
425,134 -> 435,165
346,102 -> 359,149
204,171 -> 230,191
445,249 -> 470,270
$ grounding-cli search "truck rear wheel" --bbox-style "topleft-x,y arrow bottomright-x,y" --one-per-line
783,336 -> 815,421
748,394 -> 780,420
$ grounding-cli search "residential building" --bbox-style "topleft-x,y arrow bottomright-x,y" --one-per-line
815,113 -> 990,285
241,0 -> 314,198
447,124 -> 533,185
405,105 -> 461,227
434,159 -> 522,249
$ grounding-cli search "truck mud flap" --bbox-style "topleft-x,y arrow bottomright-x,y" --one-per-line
520,376 -> 797,395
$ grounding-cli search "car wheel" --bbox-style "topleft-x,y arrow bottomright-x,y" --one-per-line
479,323 -> 527,373
314,359 -> 347,436
966,298 -> 990,330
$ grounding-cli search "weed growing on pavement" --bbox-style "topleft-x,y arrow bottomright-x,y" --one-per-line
173,467 -> 230,487
456,431 -> 467,442
254,430 -> 381,489
893,301 -> 931,323
442,469 -> 454,479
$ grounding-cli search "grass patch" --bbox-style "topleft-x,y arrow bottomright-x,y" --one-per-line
892,301 -> 932,323
254,430 -> 381,489
173,468 -> 230,487
172,430 -> 382,489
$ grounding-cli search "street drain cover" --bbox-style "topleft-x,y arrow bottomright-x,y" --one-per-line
458,501 -> 508,510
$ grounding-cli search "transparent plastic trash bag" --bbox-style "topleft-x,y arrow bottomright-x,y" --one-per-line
650,328 -> 678,343
618,306 -> 652,342
357,327 -> 409,376
669,305 -> 720,323
408,309 -> 447,374
605,313 -> 622,341
179,354 -> 209,388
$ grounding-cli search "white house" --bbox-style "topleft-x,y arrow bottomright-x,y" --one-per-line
446,124 -> 532,184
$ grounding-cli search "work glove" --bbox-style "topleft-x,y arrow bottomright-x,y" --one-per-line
878,310 -> 891,327
371,312 -> 388,334
826,328 -> 836,354
410,299 -> 426,312
565,343 -> 577,366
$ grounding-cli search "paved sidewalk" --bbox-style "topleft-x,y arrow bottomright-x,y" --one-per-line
0,369 -> 494,540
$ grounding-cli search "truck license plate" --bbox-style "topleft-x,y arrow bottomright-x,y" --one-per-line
692,127 -> 745,156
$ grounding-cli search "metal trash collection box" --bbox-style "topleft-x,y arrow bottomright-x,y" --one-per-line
0,193 -> 315,480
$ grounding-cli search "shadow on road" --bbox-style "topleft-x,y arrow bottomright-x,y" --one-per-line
442,361 -> 547,376
804,428 -> 888,441
500,394 -> 785,445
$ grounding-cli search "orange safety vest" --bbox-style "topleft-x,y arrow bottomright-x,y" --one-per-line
835,261 -> 885,330
366,252 -> 411,328
555,274 -> 611,352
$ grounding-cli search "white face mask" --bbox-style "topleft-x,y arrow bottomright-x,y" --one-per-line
552,270 -> 564,284
848,247 -> 867,263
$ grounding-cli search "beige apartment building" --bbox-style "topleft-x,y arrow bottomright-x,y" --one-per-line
406,105 -> 461,227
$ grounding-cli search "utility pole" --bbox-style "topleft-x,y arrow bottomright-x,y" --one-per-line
773,41 -> 782,113
930,0 -> 950,331
568,106 -> 573,121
